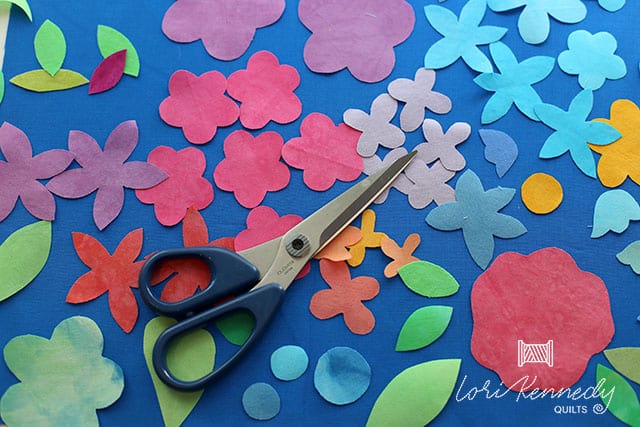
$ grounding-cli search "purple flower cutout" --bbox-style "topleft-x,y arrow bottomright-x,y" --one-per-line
299,0 -> 415,83
162,0 -> 286,61
0,122 -> 74,222
404,159 -> 455,209
47,121 -> 167,230
416,119 -> 471,172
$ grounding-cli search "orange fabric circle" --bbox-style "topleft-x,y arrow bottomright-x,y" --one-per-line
521,173 -> 563,214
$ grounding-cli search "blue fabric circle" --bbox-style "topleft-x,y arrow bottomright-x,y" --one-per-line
270,345 -> 309,381
313,346 -> 371,405
241,382 -> 280,421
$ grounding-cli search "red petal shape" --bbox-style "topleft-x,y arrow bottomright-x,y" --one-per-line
89,49 -> 127,95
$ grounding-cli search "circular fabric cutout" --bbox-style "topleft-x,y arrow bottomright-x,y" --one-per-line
313,346 -> 371,405
521,172 -> 563,214
242,382 -> 280,421
270,345 -> 309,381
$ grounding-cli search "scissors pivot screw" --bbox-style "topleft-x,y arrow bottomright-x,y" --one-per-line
286,234 -> 310,258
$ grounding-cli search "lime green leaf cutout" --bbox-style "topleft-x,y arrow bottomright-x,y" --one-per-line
367,359 -> 461,427
34,19 -> 66,76
10,69 -> 88,92
596,364 -> 640,426
215,310 -> 254,346
398,260 -> 460,297
604,347 -> 640,385
143,316 -> 215,427
396,306 -> 453,352
0,70 -> 5,104
97,25 -> 140,77
0,221 -> 51,301
0,0 -> 32,21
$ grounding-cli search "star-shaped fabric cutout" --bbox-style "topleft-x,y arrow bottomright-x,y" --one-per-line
347,209 -> 387,267
474,42 -> 555,124
362,148 -> 414,204
404,159 -> 455,209
380,233 -> 420,278
424,0 -> 507,73
426,169 -> 527,269
535,90 -> 621,178
415,119 -> 470,172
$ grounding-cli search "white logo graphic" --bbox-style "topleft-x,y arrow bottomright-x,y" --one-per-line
518,340 -> 553,367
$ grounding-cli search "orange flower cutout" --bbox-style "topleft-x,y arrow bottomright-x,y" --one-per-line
314,225 -> 362,261
309,259 -> 379,335
590,99 -> 640,188
347,209 -> 387,267
380,233 -> 421,278
66,228 -> 145,333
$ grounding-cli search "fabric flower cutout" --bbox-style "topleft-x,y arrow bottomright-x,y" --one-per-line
426,169 -> 527,269
558,30 -> 626,91
594,0 -> 625,12
474,42 -> 555,124
363,148 -> 414,204
66,229 -> 145,333
162,0 -> 285,61
309,259 -> 380,335
159,70 -> 239,144
0,122 -> 73,222
227,51 -> 302,129
347,209 -> 387,267
314,226 -> 362,262
387,68 -> 452,132
46,121 -> 167,230
380,233 -> 420,278
298,0 -> 415,83
590,99 -> 640,187
424,0 -> 507,72
404,159 -> 455,209
487,0 -> 586,45
135,146 -> 214,226
535,90 -> 621,178
415,119 -> 470,172
282,113 -> 363,191
0,316 -> 124,426
213,130 -> 290,208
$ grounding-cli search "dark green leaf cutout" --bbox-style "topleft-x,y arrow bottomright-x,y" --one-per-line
34,19 -> 66,76
10,69 -> 88,92
596,364 -> 640,426
97,25 -> 140,77
398,260 -> 460,297
396,305 -> 453,351
215,310 -> 254,346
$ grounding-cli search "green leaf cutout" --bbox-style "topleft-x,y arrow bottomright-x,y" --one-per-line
215,310 -> 254,346
143,316 -> 215,427
398,260 -> 460,297
0,0 -> 32,21
34,20 -> 66,76
396,305 -> 453,352
0,221 -> 51,302
97,25 -> 140,77
10,69 -> 88,92
596,364 -> 640,426
604,347 -> 640,385
0,70 -> 5,104
616,241 -> 640,275
367,359 -> 461,427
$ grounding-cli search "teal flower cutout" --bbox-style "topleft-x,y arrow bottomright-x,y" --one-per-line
487,0 -> 586,44
558,30 -> 626,90
426,169 -> 527,269
424,0 -> 507,73
0,316 -> 125,426
474,42 -> 554,124
535,90 -> 621,178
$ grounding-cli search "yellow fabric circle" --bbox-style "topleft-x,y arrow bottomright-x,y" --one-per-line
521,173 -> 563,214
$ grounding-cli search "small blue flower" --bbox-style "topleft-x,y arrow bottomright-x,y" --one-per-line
594,0 -> 625,12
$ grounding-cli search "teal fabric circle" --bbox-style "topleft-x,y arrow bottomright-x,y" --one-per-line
270,345 -> 309,381
313,346 -> 371,405
241,382 -> 280,421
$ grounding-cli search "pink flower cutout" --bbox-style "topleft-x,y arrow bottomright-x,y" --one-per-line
135,146 -> 214,226
162,0 -> 285,61
159,70 -> 239,144
282,113 -> 363,191
213,130 -> 290,208
227,51 -> 302,129
298,0 -> 415,83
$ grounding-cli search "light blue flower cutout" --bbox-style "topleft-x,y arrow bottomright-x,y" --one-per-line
616,241 -> 640,274
487,0 -> 586,45
424,0 -> 507,73
474,42 -> 554,124
591,0 -> 625,12
591,189 -> 640,238
558,30 -> 626,90
426,169 -> 527,269
535,90 -> 621,178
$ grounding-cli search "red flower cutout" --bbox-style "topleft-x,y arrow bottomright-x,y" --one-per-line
227,51 -> 301,129
213,130 -> 290,208
159,70 -> 239,144
135,146 -> 214,226
309,259 -> 379,335
66,229 -> 145,333
471,247 -> 614,391
282,113 -> 363,191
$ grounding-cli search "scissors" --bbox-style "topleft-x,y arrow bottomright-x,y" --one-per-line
139,150 -> 416,391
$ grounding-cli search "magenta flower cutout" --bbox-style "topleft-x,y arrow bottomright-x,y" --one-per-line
227,51 -> 302,129
159,70 -> 239,144
0,122 -> 73,222
162,0 -> 285,61
135,146 -> 214,227
213,130 -> 290,208
47,121 -> 166,230
282,113 -> 363,191
298,0 -> 415,83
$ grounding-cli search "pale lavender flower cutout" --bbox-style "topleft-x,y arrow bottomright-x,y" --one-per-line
343,94 -> 405,157
47,121 -> 167,230
387,68 -> 452,132
363,148 -> 413,204
415,119 -> 471,171
0,122 -> 74,222
404,159 -> 455,209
